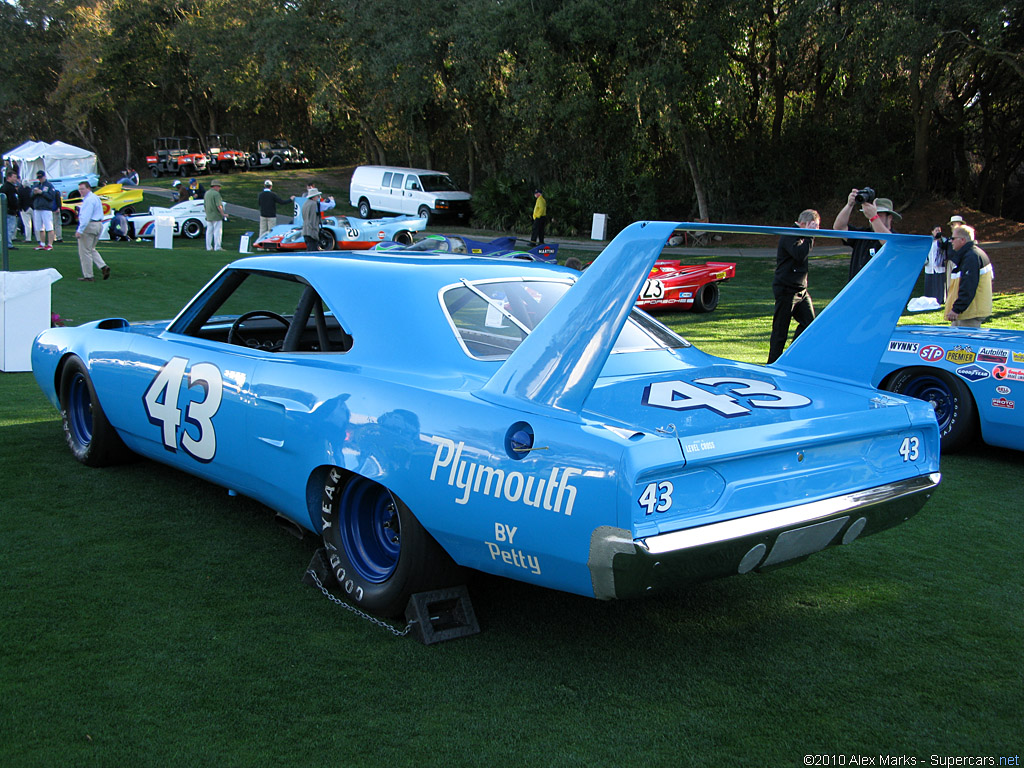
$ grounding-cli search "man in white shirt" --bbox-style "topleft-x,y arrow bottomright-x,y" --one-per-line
74,181 -> 109,281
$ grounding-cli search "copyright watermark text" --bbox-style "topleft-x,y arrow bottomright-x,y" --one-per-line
802,756 -> 1020,767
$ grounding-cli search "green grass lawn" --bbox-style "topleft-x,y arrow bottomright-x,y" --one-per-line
2,234 -> 1022,766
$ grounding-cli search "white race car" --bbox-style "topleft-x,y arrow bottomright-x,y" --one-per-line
118,200 -> 209,239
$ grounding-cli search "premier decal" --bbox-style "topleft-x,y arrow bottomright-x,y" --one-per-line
977,347 -> 1009,364
888,340 -> 919,354
642,377 -> 811,418
945,346 -> 975,365
919,345 -> 944,362
428,436 -> 581,515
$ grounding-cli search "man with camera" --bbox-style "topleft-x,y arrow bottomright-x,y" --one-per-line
833,187 -> 900,282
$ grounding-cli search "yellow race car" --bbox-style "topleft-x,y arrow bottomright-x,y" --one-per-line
60,183 -> 144,226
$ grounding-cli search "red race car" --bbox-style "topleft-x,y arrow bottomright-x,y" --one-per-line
635,260 -> 736,312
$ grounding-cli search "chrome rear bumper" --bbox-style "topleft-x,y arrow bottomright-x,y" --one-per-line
588,472 -> 940,600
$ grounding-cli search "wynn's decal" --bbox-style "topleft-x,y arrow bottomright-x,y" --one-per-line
429,436 -> 581,515
888,340 -> 919,354
642,377 -> 811,418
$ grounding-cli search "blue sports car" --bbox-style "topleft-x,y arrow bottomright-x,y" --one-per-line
254,195 -> 427,251
372,234 -> 558,263
32,222 -> 940,617
875,326 -> 1024,452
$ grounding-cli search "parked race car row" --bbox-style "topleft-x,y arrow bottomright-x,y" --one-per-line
145,135 -> 309,178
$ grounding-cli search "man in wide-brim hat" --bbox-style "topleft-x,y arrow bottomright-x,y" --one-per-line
833,188 -> 901,282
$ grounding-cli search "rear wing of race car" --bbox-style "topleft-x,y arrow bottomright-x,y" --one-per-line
477,221 -> 932,419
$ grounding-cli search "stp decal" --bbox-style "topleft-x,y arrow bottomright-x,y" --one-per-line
919,345 -> 944,363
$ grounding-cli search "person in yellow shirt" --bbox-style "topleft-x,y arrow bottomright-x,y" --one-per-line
945,224 -> 993,327
530,189 -> 547,246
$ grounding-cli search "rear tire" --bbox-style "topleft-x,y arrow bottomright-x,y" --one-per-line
395,230 -> 414,246
417,206 -> 431,224
358,199 -> 372,219
882,366 -> 977,453
181,219 -> 203,239
60,209 -> 76,227
59,357 -> 130,467
320,470 -> 458,617
692,282 -> 720,313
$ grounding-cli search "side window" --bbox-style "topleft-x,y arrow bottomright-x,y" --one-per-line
382,172 -> 392,187
391,174 -> 404,189
405,175 -> 421,191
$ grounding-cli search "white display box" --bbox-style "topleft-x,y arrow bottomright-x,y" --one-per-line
0,268 -> 62,372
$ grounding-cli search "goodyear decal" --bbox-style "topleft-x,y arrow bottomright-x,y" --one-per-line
957,364 -> 990,382
889,340 -> 919,354
945,346 -> 975,365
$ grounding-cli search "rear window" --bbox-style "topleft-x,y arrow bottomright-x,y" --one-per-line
441,278 -> 687,360
382,172 -> 392,186
390,174 -> 404,189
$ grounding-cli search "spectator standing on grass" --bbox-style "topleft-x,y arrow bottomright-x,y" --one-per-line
257,180 -> 295,238
768,209 -> 820,364
530,189 -> 547,246
30,170 -> 56,251
833,188 -> 899,282
2,170 -> 21,249
204,180 -> 227,251
945,224 -> 993,328
17,178 -> 33,243
74,181 -> 110,282
51,185 -> 63,242
301,188 -> 322,251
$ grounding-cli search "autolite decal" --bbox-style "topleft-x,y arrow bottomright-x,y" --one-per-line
978,347 -> 1009,363
428,436 -> 581,515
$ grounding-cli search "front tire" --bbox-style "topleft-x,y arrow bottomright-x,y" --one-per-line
59,357 -> 129,467
882,366 -> 977,453
320,470 -> 458,617
60,209 -> 76,227
692,282 -> 720,313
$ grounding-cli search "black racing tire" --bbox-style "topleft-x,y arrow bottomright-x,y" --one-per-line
394,230 -> 414,246
60,209 -> 76,227
882,366 -> 978,453
59,356 -> 130,467
320,470 -> 459,617
181,219 -> 203,239
358,199 -> 372,219
120,205 -> 136,217
318,228 -> 337,251
417,206 -> 432,224
692,282 -> 721,313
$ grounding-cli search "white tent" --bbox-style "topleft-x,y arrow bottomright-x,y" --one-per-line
3,140 -> 98,181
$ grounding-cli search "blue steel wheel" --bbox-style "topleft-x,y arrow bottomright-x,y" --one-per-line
884,366 -> 977,453
58,356 -> 130,467
320,470 -> 459,617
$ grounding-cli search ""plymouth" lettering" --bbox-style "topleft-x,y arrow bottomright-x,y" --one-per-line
428,436 -> 581,515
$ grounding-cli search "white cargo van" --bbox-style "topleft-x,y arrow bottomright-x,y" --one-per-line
349,165 -> 472,223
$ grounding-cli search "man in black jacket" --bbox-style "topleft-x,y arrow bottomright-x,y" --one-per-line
768,209 -> 820,364
257,180 -> 295,238
30,170 -> 56,250
2,170 -> 21,249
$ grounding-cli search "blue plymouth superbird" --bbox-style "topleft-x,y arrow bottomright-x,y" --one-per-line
32,222 -> 941,616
